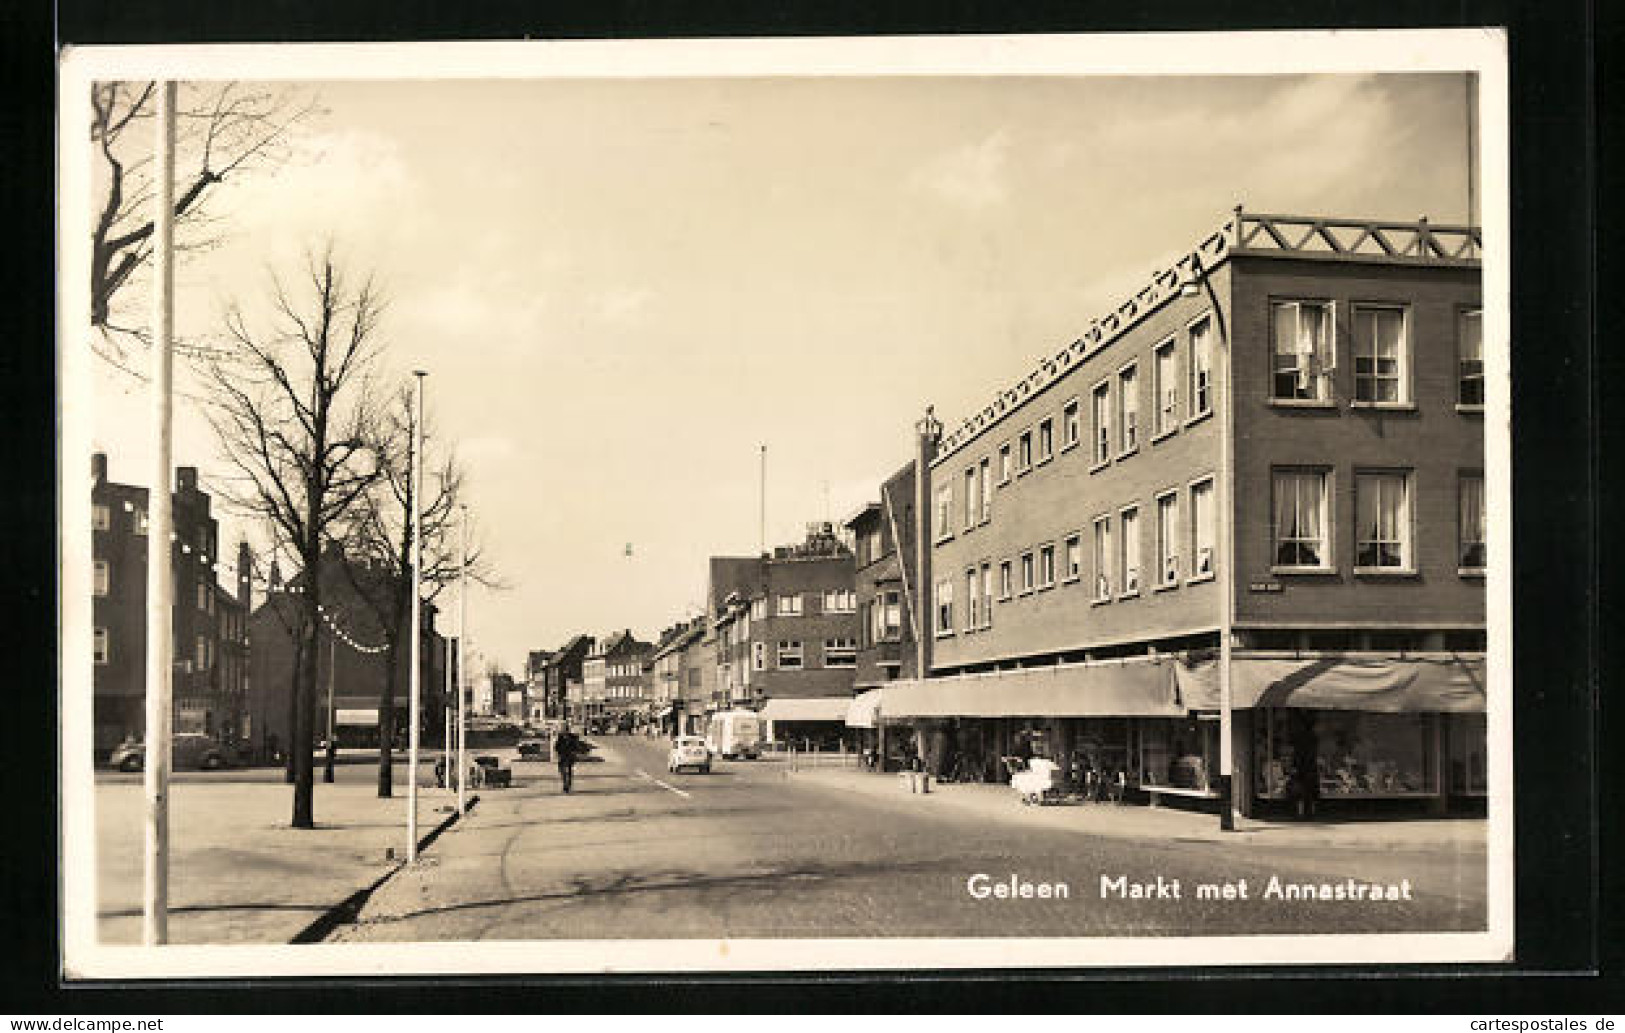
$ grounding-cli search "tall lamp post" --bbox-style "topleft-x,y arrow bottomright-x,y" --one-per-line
407,370 -> 426,860
324,629 -> 336,783
457,503 -> 469,815
1186,212 -> 1240,832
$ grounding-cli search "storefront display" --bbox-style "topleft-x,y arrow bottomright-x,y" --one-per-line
1446,713 -> 1487,796
1255,709 -> 1438,799
1135,717 -> 1217,791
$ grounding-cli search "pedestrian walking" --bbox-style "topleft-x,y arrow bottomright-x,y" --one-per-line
554,724 -> 584,794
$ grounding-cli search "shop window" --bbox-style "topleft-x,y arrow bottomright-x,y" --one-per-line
1062,398 -> 1081,450
94,560 -> 110,597
1119,506 -> 1140,596
1355,470 -> 1412,571
1258,711 -> 1439,798
1272,468 -> 1330,570
1188,316 -> 1214,418
92,504 -> 110,531
1271,300 -> 1334,401
1459,473 -> 1486,572
1118,363 -> 1139,453
1352,305 -> 1409,405
1443,630 -> 1486,652
1155,492 -> 1179,587
1154,338 -> 1179,435
1447,714 -> 1488,796
1136,718 -> 1217,791
1458,308 -> 1484,408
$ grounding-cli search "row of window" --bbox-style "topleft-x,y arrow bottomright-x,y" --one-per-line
92,628 -> 219,669
748,590 -> 858,619
92,502 -> 221,552
1270,301 -> 1483,408
1272,468 -> 1485,574
747,638 -> 859,670
936,478 -> 1219,637
938,304 -> 1484,542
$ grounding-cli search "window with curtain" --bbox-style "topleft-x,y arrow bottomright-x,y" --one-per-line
1120,507 -> 1141,594
1119,363 -> 1139,452
1157,493 -> 1179,586
1459,473 -> 1486,570
1273,469 -> 1328,568
1354,305 -> 1407,404
1459,308 -> 1484,406
1189,317 -> 1213,416
1093,516 -> 1113,599
1355,471 -> 1411,569
1271,300 -> 1334,401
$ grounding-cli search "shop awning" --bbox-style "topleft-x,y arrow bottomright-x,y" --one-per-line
760,696 -> 852,723
881,658 -> 1186,719
846,689 -> 885,728
1173,655 -> 1487,713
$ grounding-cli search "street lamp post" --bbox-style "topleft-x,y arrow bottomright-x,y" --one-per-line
324,631 -> 336,783
457,503 -> 468,815
407,370 -> 426,861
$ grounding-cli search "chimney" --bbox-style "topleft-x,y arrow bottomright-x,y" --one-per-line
268,558 -> 283,592
91,452 -> 107,484
237,540 -> 253,609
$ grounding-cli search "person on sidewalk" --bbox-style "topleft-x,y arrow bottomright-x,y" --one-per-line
554,725 -> 584,794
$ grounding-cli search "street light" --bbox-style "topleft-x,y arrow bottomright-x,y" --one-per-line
407,370 -> 426,861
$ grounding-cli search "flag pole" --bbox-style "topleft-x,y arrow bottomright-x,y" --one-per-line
408,370 -> 426,861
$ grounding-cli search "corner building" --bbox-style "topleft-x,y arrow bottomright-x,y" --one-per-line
888,208 -> 1486,817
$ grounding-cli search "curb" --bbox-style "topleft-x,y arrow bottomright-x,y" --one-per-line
786,769 -> 1484,852
289,794 -> 480,944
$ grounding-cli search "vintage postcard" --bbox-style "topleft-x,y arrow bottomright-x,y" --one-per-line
57,30 -> 1513,978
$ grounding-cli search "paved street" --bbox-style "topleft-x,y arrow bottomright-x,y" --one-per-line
331,735 -> 1487,942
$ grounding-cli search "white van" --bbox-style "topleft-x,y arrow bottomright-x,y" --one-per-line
705,709 -> 762,760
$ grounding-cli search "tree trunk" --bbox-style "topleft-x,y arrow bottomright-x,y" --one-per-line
291,549 -> 319,829
284,636 -> 302,784
377,639 -> 398,798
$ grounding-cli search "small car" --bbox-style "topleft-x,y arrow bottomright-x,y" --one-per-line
108,733 -> 228,772
667,735 -> 712,774
515,737 -> 551,762
472,755 -> 512,788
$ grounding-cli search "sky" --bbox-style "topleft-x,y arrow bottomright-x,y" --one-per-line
84,70 -> 1477,675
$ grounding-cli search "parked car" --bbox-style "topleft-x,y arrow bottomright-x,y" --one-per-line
473,755 -> 512,788
667,735 -> 712,774
515,737 -> 551,761
108,733 -> 228,772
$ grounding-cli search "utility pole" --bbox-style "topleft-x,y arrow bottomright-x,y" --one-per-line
458,504 -> 468,815
407,371 -> 425,861
758,444 -> 766,556
142,80 -> 177,947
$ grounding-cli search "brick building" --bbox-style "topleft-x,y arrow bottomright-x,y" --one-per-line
582,630 -> 653,730
545,634 -> 594,723
90,453 -> 248,757
843,460 -> 921,752
881,208 -> 1487,817
246,546 -> 448,762
707,523 -> 860,747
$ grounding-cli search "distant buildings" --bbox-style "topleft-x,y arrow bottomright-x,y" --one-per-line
582,630 -> 654,730
90,453 -> 247,757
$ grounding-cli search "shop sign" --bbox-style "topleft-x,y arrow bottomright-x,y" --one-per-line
1248,581 -> 1283,593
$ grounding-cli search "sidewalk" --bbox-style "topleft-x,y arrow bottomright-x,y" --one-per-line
95,774 -> 467,945
785,766 -> 1488,852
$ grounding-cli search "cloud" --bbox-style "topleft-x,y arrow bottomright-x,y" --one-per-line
910,128 -> 1012,211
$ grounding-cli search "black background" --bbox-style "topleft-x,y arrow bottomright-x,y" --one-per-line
3,0 -> 1611,1015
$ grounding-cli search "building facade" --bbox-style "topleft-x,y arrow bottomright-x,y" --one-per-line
884,209 -> 1486,816
844,461 -> 922,757
90,454 -> 248,757
545,634 -> 594,722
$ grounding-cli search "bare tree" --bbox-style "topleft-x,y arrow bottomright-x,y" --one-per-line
89,81 -> 322,352
203,245 -> 383,829
335,387 -> 503,798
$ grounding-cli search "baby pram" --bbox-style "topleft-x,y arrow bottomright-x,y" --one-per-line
1009,756 -> 1066,806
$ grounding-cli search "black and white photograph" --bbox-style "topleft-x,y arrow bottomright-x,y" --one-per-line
55,31 -> 1514,978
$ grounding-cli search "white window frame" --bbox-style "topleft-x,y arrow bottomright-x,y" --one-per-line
1354,469 -> 1414,574
1351,303 -> 1411,406
1270,299 -> 1336,403
1063,534 -> 1082,583
752,641 -> 766,671
777,594 -> 804,616
935,485 -> 953,542
94,559 -> 110,597
998,442 -> 1013,484
1459,471 -> 1486,575
998,559 -> 1013,600
1117,361 -> 1139,455
1037,543 -> 1057,589
1458,307 -> 1484,410
1017,428 -> 1034,474
963,466 -> 978,531
978,457 -> 992,523
1061,397 -> 1081,452
823,588 -> 855,614
980,563 -> 994,628
1091,380 -> 1112,467
94,627 -> 109,665
1272,468 -> 1333,572
751,597 -> 766,620
935,580 -> 955,638
133,508 -> 148,535
964,568 -> 979,632
1020,551 -> 1035,595
1156,490 -> 1180,589
1037,416 -> 1055,465
776,640 -> 804,669
1153,336 -> 1179,437
1119,505 -> 1141,597
1188,313 -> 1215,420
822,638 -> 857,667
1092,516 -> 1114,602
1190,476 -> 1216,583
